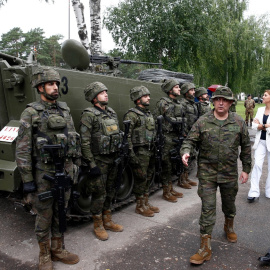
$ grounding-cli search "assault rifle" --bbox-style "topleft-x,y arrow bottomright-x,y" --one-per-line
170,117 -> 186,177
38,144 -> 71,234
114,120 -> 131,202
155,115 -> 165,187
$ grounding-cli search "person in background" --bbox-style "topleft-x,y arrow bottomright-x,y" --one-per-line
247,90 -> 270,202
244,94 -> 255,126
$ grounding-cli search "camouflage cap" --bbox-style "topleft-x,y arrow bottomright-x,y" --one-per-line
195,87 -> 208,98
130,85 -> 150,101
181,82 -> 196,95
212,86 -> 234,101
31,67 -> 60,88
161,79 -> 179,93
84,81 -> 108,102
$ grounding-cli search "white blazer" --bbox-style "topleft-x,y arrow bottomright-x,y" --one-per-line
252,106 -> 270,151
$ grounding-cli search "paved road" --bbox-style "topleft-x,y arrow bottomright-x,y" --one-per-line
1,127 -> 270,270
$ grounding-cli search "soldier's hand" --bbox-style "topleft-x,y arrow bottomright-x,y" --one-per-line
182,153 -> 190,167
89,166 -> 102,176
239,171 -> 249,184
23,181 -> 37,193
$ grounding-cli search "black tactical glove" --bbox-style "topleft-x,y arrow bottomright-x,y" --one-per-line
88,166 -> 102,176
23,181 -> 37,193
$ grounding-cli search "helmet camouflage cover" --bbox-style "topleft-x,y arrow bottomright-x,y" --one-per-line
195,87 -> 208,98
161,79 -> 179,93
84,81 -> 108,102
31,67 -> 60,88
181,82 -> 196,95
212,86 -> 234,101
130,85 -> 150,101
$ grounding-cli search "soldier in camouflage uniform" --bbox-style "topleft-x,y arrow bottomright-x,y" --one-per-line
16,67 -> 80,270
79,82 -> 123,241
181,86 -> 251,265
178,82 -> 198,189
195,87 -> 211,117
124,86 -> 160,217
154,79 -> 184,203
244,94 -> 255,126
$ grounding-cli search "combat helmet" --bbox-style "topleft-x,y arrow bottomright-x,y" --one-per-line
130,85 -> 150,101
32,67 -> 60,88
195,87 -> 208,98
84,81 -> 108,102
181,82 -> 196,95
161,79 -> 179,93
212,86 -> 234,100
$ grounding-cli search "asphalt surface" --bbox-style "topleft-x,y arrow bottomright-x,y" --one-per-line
1,127 -> 270,270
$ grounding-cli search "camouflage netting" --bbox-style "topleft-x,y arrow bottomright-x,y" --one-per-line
138,69 -> 194,85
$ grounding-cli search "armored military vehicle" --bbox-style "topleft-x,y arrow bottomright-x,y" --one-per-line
0,39 -> 193,217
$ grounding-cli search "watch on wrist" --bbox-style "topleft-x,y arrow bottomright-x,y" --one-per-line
263,124 -> 266,129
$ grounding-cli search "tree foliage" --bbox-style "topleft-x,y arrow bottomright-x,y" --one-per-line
104,0 -> 270,93
0,27 -> 64,67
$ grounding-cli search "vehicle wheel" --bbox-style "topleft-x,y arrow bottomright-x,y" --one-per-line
115,165 -> 134,202
72,173 -> 92,216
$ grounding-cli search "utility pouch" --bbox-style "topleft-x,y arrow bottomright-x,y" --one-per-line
54,134 -> 67,157
110,133 -> 121,153
36,137 -> 52,163
91,134 -> 111,155
101,118 -> 119,136
47,114 -> 67,130
67,132 -> 81,157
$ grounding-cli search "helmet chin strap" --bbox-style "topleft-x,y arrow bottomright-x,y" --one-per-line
40,85 -> 59,101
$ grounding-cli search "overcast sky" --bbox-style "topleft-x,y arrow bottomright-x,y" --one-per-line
0,0 -> 269,53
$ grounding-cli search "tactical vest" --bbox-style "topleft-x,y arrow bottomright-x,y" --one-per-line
84,107 -> 122,155
28,101 -> 80,163
182,99 -> 199,132
127,107 -> 155,147
155,97 -> 184,133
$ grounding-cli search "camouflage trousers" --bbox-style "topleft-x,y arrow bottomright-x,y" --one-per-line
29,169 -> 71,242
197,179 -> 238,235
84,159 -> 118,215
130,146 -> 155,197
245,110 -> 254,123
160,136 -> 175,186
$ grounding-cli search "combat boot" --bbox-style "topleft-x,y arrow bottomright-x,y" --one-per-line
259,249 -> 270,264
177,173 -> 192,189
51,237 -> 79,264
102,210 -> 124,232
135,196 -> 155,217
185,172 -> 197,186
224,216 -> 237,243
92,214 -> 109,241
144,194 -> 160,213
162,185 -> 177,203
38,240 -> 53,270
169,182 -> 183,198
190,234 -> 212,265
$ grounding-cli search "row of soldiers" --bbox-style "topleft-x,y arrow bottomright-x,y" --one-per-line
15,67 -> 211,270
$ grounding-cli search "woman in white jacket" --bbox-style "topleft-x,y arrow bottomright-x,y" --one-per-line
247,89 -> 270,202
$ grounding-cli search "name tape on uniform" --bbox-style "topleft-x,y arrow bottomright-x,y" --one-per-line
0,126 -> 19,142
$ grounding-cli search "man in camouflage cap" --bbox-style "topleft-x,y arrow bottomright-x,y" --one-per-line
178,82 -> 198,189
79,81 -> 123,241
195,87 -> 211,117
124,86 -> 159,217
154,78 -> 184,203
181,86 -> 251,265
16,67 -> 80,270
244,94 -> 255,126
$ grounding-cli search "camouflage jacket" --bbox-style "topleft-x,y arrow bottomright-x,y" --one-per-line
197,101 -> 211,117
154,96 -> 185,137
244,99 -> 255,111
180,110 -> 251,182
123,106 -> 155,156
16,100 -> 80,183
179,97 -> 199,135
79,105 -> 120,167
